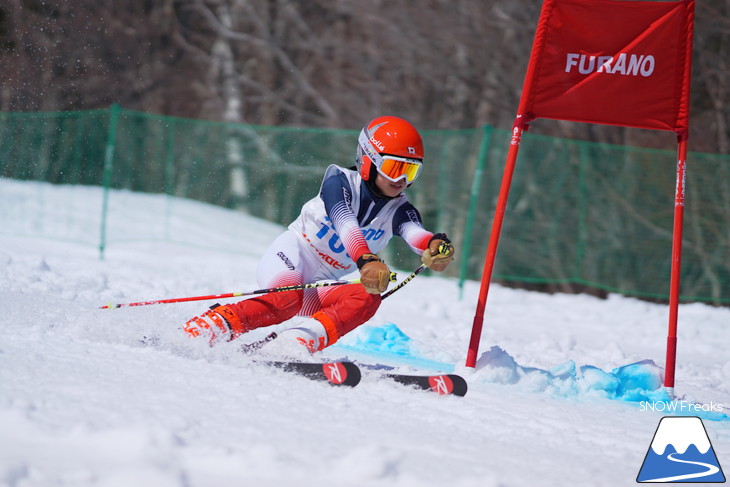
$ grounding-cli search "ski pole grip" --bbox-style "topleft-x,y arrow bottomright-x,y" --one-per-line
438,242 -> 454,256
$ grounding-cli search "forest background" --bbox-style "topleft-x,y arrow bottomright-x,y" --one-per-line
2,0 -> 729,152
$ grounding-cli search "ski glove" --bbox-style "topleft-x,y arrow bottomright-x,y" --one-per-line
357,253 -> 392,294
421,233 -> 455,272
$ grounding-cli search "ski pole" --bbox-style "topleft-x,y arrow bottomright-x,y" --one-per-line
381,240 -> 452,300
100,272 -> 398,309
100,278 -> 365,309
381,264 -> 426,300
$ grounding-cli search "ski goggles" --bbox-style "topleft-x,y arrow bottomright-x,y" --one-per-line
376,155 -> 423,183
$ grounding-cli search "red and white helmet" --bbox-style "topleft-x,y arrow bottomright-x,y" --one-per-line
356,116 -> 424,183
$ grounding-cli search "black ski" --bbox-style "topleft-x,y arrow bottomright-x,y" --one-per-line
262,360 -> 362,387
255,355 -> 466,396
380,372 -> 468,397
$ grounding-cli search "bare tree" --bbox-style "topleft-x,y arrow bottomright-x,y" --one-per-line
0,0 -> 727,150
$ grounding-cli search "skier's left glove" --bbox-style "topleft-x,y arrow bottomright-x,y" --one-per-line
421,233 -> 455,272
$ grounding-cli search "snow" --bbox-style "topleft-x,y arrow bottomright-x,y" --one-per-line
1,179 -> 729,487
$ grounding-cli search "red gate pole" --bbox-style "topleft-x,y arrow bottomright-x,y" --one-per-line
664,132 -> 688,395
465,115 -> 531,368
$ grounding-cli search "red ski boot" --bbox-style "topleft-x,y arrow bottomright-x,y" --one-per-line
182,303 -> 243,345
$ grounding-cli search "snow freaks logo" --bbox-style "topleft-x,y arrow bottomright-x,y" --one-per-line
640,401 -> 724,414
637,416 -> 726,483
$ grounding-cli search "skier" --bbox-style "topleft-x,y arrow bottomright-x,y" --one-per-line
182,116 -> 455,353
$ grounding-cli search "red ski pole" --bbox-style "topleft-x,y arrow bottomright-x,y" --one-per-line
99,278 -> 366,309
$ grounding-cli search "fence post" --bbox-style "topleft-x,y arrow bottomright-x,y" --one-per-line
574,142 -> 589,282
458,124 -> 493,299
164,118 -> 176,242
99,104 -> 120,260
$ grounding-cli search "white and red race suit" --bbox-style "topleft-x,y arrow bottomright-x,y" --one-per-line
206,165 -> 436,344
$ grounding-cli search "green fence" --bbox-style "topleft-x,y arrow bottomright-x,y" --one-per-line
1,105 -> 728,304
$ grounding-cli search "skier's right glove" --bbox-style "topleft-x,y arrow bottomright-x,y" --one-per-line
357,253 -> 392,294
421,233 -> 455,272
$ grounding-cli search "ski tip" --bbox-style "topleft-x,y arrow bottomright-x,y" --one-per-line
446,374 -> 468,397
424,374 -> 468,397
322,361 -> 361,387
383,372 -> 468,397
259,360 -> 362,387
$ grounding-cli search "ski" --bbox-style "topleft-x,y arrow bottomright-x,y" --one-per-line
379,372 -> 468,397
254,355 -> 466,396
262,360 -> 362,387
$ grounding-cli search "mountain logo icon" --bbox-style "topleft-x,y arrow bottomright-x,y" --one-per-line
637,416 -> 725,483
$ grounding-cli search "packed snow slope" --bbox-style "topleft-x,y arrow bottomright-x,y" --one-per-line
1,179 -> 729,487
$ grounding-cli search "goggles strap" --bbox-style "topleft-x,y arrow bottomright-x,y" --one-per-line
358,130 -> 384,168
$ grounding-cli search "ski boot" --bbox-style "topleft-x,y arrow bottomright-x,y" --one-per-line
182,303 -> 243,345
262,312 -> 339,357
